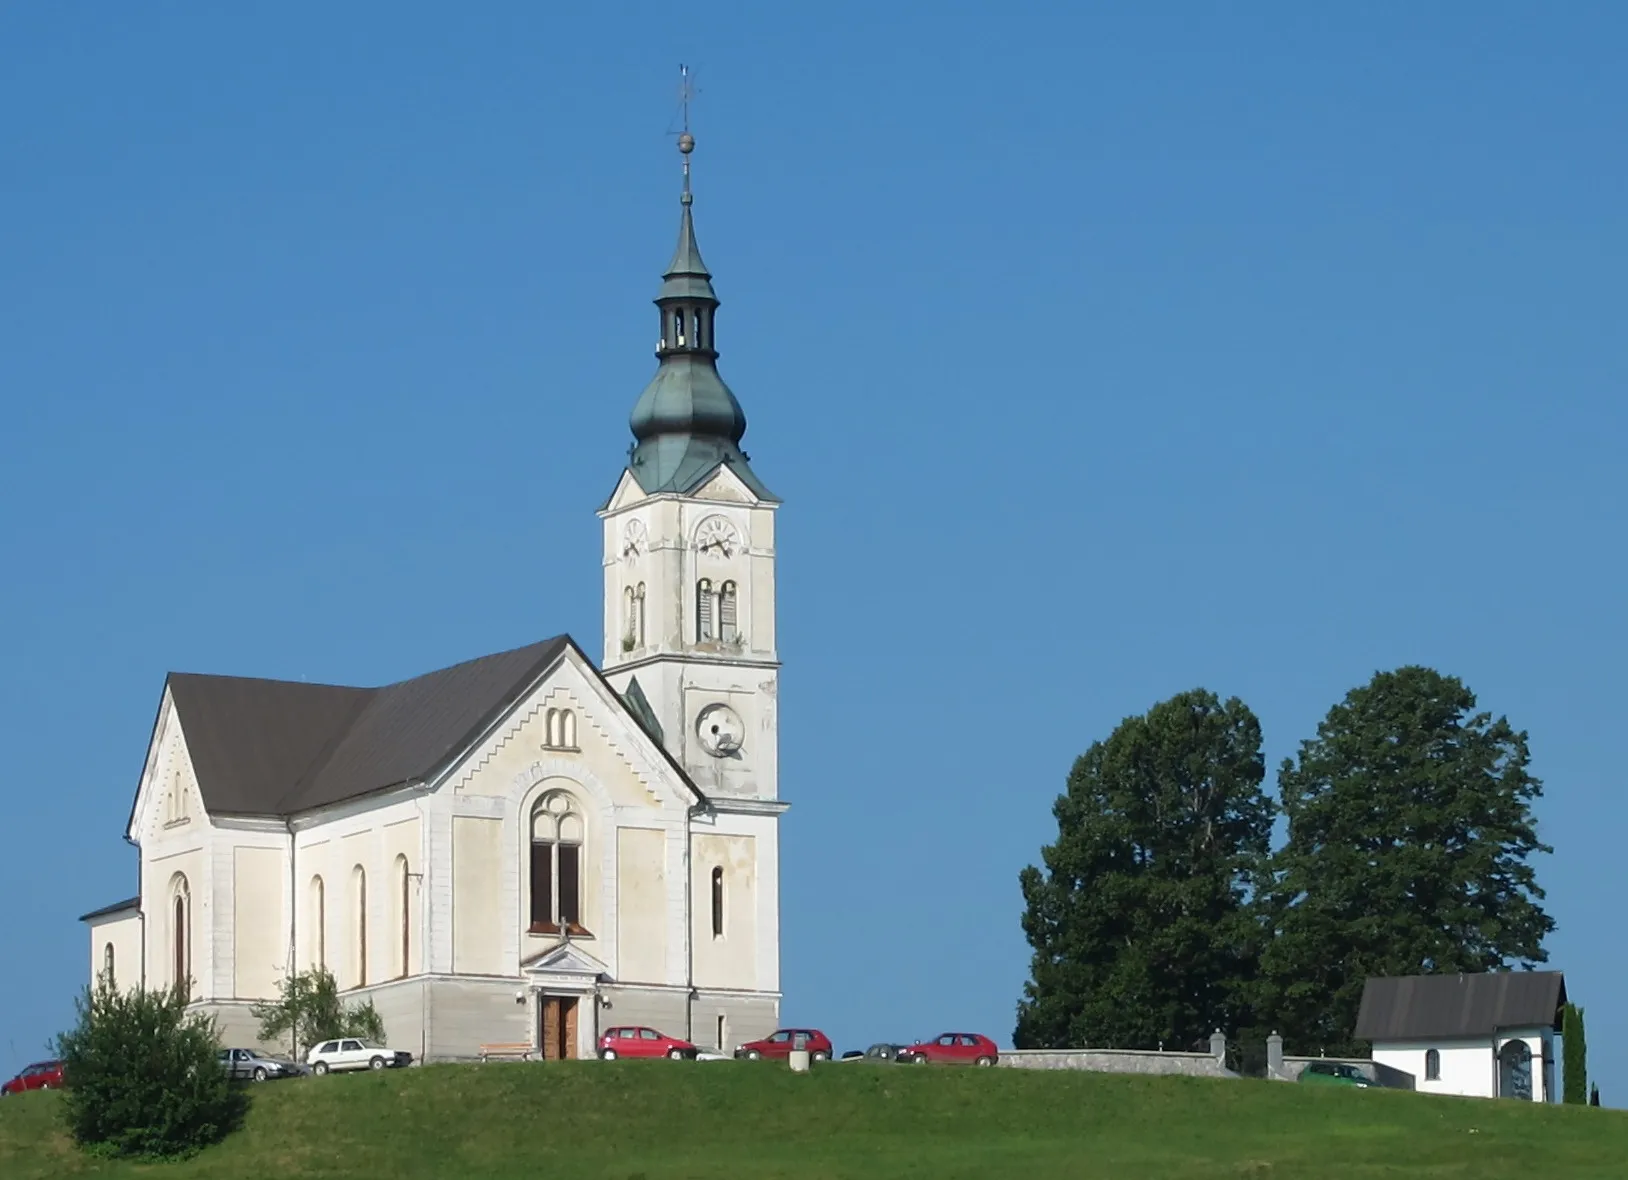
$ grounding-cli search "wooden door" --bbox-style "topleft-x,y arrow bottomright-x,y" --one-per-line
540,997 -> 580,1061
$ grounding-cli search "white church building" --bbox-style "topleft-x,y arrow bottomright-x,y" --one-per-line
80,133 -> 787,1062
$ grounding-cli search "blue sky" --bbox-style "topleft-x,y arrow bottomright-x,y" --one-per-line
2,2 -> 1624,1099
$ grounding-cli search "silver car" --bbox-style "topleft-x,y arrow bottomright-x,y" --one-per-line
217,1047 -> 307,1082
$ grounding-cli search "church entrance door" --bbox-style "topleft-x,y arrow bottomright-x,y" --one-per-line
539,996 -> 579,1061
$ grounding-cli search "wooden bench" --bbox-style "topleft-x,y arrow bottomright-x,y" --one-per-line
478,1043 -> 535,1062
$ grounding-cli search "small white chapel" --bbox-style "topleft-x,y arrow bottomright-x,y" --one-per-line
80,130 -> 787,1062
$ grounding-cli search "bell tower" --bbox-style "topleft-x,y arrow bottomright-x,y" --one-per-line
598,98 -> 780,804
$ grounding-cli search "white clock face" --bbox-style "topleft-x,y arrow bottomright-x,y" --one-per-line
695,515 -> 738,559
696,703 -> 744,757
621,519 -> 648,562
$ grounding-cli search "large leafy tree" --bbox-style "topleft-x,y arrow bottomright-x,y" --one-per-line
251,967 -> 387,1060
1016,690 -> 1274,1050
1261,666 -> 1554,1053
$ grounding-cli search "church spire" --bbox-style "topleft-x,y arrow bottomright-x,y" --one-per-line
625,70 -> 775,501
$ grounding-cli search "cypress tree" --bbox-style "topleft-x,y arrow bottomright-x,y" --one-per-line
1563,1004 -> 1588,1104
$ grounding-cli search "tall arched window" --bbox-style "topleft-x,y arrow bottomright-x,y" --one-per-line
675,309 -> 687,347
310,876 -> 326,970
102,942 -> 115,984
623,586 -> 637,649
529,792 -> 585,934
1424,1048 -> 1440,1081
719,581 -> 739,643
634,582 -> 646,647
396,855 -> 411,979
562,710 -> 577,748
711,866 -> 725,938
352,866 -> 368,988
696,579 -> 715,641
170,875 -> 190,997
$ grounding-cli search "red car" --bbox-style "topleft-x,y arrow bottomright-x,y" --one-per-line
905,1033 -> 999,1066
597,1026 -> 698,1060
734,1028 -> 833,1062
1,1060 -> 64,1096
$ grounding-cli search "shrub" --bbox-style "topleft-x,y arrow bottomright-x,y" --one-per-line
1562,1003 -> 1587,1104
54,976 -> 246,1160
251,967 -> 387,1060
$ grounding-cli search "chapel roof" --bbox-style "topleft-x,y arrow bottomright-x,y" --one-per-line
159,636 -> 572,818
1354,971 -> 1567,1041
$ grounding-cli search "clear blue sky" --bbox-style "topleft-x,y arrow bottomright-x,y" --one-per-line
2,2 -> 1623,1099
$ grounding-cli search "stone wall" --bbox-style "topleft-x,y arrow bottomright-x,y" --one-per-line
999,1032 -> 1236,1079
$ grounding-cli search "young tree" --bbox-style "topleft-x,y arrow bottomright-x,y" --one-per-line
55,977 -> 247,1160
1016,690 -> 1274,1050
251,967 -> 387,1060
1261,667 -> 1554,1054
1563,1003 -> 1588,1104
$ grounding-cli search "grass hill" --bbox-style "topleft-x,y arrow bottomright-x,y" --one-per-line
2,1061 -> 1625,1178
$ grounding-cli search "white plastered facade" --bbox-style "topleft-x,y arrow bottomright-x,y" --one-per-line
1371,1030 -> 1557,1101
93,462 -> 787,1061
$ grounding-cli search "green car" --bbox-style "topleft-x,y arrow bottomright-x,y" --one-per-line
1299,1062 -> 1374,1087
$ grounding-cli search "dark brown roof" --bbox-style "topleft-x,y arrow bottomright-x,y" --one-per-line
159,637 -> 571,818
1355,972 -> 1567,1041
79,896 -> 141,923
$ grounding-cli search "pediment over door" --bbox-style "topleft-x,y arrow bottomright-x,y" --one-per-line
522,942 -> 611,992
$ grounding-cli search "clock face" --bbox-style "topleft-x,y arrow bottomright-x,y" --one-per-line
696,703 -> 745,757
695,515 -> 738,559
620,519 -> 648,562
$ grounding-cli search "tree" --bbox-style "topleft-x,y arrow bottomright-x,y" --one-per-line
251,968 -> 387,1060
1261,666 -> 1554,1054
1016,689 -> 1274,1051
1563,1003 -> 1588,1104
55,977 -> 247,1160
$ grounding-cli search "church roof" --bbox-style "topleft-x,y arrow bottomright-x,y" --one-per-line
1354,971 -> 1567,1041
162,636 -> 571,817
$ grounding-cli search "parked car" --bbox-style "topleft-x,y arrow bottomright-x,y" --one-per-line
1,1060 -> 64,1096
904,1033 -> 999,1066
217,1047 -> 307,1082
734,1028 -> 833,1062
305,1038 -> 413,1075
858,1042 -> 911,1063
597,1026 -> 698,1060
1298,1061 -> 1374,1088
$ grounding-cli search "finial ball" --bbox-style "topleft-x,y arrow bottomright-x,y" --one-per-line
678,132 -> 695,154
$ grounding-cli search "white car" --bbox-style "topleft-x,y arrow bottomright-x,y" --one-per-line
306,1037 -> 413,1075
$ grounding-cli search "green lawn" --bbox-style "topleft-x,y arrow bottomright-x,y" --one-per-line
2,1061 -> 1624,1178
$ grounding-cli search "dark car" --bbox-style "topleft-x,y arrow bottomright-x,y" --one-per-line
853,1042 -> 910,1063
734,1028 -> 833,1062
904,1033 -> 999,1066
1,1060 -> 64,1096
217,1047 -> 307,1082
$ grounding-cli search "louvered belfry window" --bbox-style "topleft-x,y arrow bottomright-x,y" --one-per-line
719,581 -> 738,642
697,579 -> 714,641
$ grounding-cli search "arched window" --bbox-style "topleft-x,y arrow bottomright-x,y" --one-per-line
102,942 -> 115,984
1424,1048 -> 1440,1081
696,579 -> 714,641
624,586 -> 636,649
529,792 -> 585,934
396,855 -> 411,979
352,866 -> 368,988
675,309 -> 687,347
719,581 -> 739,643
170,875 -> 190,997
310,876 -> 326,970
544,708 -> 577,750
634,582 -> 646,647
711,866 -> 724,938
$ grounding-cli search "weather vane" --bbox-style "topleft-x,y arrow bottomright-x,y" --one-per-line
676,64 -> 696,200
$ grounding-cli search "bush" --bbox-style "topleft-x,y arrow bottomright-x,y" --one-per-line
54,976 -> 246,1160
251,967 -> 387,1060
1562,1003 -> 1587,1104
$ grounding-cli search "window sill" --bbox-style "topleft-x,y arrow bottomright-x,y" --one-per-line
163,817 -> 192,829
527,922 -> 593,939
539,745 -> 581,754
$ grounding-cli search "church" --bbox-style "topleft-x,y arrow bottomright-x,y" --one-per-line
79,131 -> 786,1063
